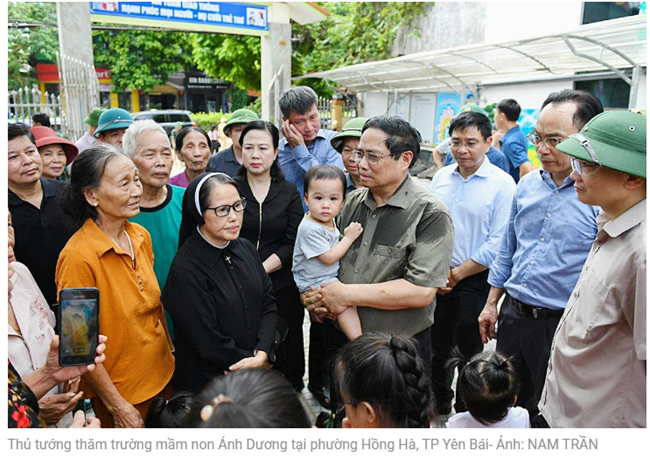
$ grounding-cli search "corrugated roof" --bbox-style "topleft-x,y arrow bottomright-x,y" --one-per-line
300,15 -> 646,95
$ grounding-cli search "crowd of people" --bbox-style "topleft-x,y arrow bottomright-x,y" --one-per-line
7,85 -> 645,429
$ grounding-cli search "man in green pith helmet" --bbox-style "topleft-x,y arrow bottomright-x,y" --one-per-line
76,107 -> 107,153
94,108 -> 133,148
538,110 -> 646,428
206,109 -> 259,177
330,117 -> 369,194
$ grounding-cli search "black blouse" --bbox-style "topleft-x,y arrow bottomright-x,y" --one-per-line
9,178 -> 74,306
235,177 -> 304,292
162,233 -> 278,393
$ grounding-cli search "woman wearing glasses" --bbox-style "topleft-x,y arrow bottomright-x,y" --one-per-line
163,172 -> 278,393
234,120 -> 306,392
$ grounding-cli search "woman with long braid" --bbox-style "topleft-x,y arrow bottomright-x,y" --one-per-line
334,333 -> 435,428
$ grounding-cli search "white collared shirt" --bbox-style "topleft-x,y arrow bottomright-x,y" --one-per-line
430,156 -> 516,268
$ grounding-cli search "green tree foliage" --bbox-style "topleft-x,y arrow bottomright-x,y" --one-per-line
484,102 -> 497,124
92,30 -> 194,93
227,87 -> 250,111
192,34 -> 261,92
8,1 -> 59,90
191,2 -> 425,95
191,111 -> 230,131
292,2 -> 426,96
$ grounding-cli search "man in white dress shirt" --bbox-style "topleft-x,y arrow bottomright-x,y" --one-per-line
429,111 -> 516,415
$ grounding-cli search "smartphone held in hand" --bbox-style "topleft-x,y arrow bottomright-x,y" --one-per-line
57,288 -> 100,367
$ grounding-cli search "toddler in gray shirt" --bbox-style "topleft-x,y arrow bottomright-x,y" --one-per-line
292,165 -> 363,340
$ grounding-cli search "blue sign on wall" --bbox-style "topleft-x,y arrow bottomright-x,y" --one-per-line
90,2 -> 269,35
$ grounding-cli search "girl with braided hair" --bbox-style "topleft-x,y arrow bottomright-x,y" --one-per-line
335,333 -> 434,428
445,348 -> 529,428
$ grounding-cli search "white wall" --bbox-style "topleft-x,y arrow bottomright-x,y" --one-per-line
360,92 -> 389,117
484,2 -> 584,43
481,80 -> 574,111
392,2 -> 487,56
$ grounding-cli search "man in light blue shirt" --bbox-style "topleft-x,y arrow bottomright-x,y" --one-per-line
429,111 -> 516,415
493,99 -> 535,182
278,86 -> 343,408
478,89 -> 604,419
278,86 -> 344,211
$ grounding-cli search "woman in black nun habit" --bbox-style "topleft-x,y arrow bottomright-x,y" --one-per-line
163,172 -> 278,394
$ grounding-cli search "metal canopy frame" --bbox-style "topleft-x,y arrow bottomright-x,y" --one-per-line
299,15 -> 646,106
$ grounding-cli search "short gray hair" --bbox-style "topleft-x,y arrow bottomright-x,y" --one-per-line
278,86 -> 318,118
122,119 -> 168,158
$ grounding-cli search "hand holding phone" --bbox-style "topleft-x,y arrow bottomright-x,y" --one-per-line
57,288 -> 100,367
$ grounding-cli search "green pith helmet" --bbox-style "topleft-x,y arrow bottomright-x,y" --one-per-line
557,110 -> 646,178
456,104 -> 487,117
224,109 -> 259,137
94,108 -> 134,137
83,107 -> 107,127
330,117 -> 370,153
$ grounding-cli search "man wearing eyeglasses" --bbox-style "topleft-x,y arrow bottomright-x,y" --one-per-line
428,111 -> 516,415
537,110 -> 646,428
493,99 -> 536,183
303,115 -> 455,415
478,89 -> 603,419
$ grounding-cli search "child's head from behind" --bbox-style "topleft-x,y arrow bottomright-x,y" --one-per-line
145,392 -> 193,428
188,368 -> 311,428
335,333 -> 434,428
447,348 -> 519,425
303,164 -> 346,225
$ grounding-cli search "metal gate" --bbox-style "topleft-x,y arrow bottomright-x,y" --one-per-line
8,53 -> 100,142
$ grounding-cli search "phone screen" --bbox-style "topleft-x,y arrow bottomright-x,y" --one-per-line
58,288 -> 100,367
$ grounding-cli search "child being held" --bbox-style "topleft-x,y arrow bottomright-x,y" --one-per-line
445,348 -> 529,428
292,164 -> 363,340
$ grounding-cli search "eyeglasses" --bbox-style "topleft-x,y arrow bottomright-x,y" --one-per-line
570,157 -> 600,176
449,140 -> 481,149
568,133 -> 601,165
205,198 -> 247,217
526,132 -> 567,149
351,150 -> 393,164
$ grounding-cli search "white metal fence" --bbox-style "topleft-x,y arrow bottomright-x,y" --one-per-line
317,96 -> 358,130
7,53 -> 100,141
8,87 -> 67,133
57,53 -> 100,142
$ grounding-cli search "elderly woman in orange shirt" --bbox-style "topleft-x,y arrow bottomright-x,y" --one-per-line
56,144 -> 174,428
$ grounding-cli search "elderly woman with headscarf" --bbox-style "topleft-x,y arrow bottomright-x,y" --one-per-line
162,172 -> 278,394
56,144 -> 174,428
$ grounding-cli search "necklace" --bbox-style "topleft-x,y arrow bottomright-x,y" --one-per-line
109,230 -> 136,269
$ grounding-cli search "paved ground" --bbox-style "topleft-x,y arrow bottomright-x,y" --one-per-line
296,310 -> 498,428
